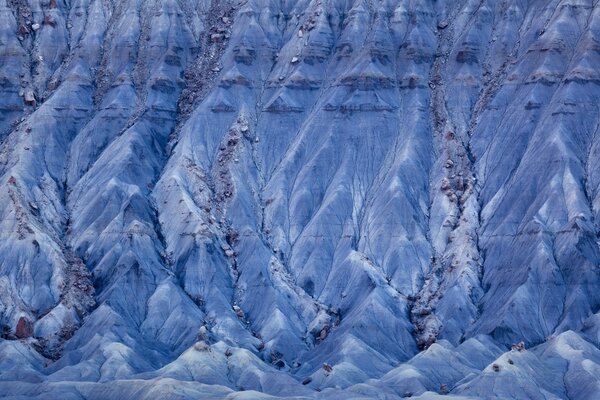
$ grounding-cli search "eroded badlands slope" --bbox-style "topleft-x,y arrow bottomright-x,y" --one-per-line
1,0 -> 600,398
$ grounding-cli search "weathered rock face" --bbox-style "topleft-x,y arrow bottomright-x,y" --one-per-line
1,0 -> 600,398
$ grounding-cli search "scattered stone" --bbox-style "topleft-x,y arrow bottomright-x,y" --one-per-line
43,15 -> 57,28
233,305 -> 245,319
15,317 -> 32,338
197,325 -> 208,340
302,377 -> 312,385
210,33 -> 224,42
24,89 -> 36,106
322,363 -> 333,373
18,24 -> 30,35
438,20 -> 449,29
194,340 -> 209,351
440,178 -> 451,191
31,23 -> 40,31
318,326 -> 328,341
492,363 -> 500,372
439,383 -> 449,395
417,334 -> 437,350
511,341 -> 526,352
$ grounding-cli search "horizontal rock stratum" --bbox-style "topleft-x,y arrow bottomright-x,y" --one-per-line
1,0 -> 600,398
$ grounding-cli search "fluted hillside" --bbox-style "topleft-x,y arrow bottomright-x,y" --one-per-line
1,0 -> 600,398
